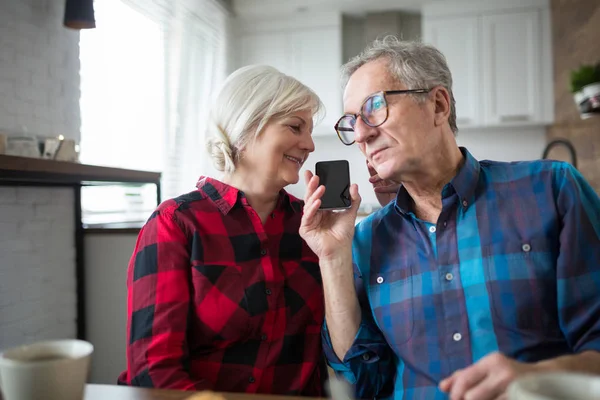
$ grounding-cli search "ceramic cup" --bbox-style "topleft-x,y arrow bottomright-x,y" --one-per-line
0,339 -> 93,400
508,372 -> 600,400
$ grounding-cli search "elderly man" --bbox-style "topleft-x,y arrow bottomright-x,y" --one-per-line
299,36 -> 600,399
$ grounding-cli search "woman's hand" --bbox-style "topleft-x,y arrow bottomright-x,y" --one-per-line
367,160 -> 400,207
299,170 -> 360,261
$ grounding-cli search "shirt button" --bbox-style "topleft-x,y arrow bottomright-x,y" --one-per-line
429,226 -> 436,233
453,332 -> 462,342
260,249 -> 267,256
445,273 -> 454,281
443,221 -> 447,227
248,377 -> 255,383
522,243 -> 531,252
265,288 -> 272,295
462,200 -> 468,208
261,334 -> 268,341
376,276 -> 384,284
361,353 -> 370,361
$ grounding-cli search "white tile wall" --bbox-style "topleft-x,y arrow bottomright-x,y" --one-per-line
0,0 -> 81,350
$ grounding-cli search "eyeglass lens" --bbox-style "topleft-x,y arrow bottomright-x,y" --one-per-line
335,93 -> 388,144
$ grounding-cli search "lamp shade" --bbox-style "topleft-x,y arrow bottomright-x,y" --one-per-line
64,0 -> 96,29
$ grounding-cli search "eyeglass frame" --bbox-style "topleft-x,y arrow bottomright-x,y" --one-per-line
334,88 -> 432,146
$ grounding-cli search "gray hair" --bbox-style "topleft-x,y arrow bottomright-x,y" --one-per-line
342,36 -> 457,134
207,65 -> 324,173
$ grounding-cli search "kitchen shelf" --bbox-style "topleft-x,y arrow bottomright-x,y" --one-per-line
0,154 -> 161,184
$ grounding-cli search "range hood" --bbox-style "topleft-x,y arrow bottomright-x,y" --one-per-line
343,11 -> 422,63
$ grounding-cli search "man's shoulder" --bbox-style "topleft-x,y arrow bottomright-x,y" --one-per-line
354,202 -> 395,238
478,157 -> 571,183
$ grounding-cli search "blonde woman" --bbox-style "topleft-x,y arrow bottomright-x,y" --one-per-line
118,65 -> 327,396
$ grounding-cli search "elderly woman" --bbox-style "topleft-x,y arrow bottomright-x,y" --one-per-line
118,65 -> 327,396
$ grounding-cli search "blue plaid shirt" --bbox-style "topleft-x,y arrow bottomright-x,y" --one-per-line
323,148 -> 600,399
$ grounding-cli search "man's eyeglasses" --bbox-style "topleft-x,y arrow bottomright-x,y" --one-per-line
334,89 -> 431,145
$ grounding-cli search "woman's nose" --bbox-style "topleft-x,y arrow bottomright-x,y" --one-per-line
302,132 -> 315,152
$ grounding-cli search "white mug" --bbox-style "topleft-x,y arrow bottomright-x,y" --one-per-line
508,372 -> 600,400
0,339 -> 93,400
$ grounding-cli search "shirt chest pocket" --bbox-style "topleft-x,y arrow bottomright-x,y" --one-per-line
368,266 -> 414,345
483,238 -> 560,334
191,264 -> 255,342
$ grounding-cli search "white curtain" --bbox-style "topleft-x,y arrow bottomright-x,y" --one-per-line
80,0 -> 230,201
160,0 -> 229,199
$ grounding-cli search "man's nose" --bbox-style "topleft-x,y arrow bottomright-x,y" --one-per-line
354,116 -> 377,144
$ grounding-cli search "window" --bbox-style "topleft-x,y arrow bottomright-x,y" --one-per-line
79,0 -> 166,173
78,0 -> 229,226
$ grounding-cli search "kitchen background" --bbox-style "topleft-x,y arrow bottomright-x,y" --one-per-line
0,0 -> 599,386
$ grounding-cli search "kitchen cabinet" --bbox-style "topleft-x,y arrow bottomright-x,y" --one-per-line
423,16 -> 480,128
234,12 -> 343,137
240,33 -> 292,75
481,10 -> 542,125
422,0 -> 553,129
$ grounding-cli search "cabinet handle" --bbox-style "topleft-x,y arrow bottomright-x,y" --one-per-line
499,115 -> 530,122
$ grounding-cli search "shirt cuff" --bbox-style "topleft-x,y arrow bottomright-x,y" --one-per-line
322,320 -> 386,379
576,338 -> 600,355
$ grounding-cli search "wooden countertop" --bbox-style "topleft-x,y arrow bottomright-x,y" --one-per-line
82,384 -> 320,400
0,154 -> 161,184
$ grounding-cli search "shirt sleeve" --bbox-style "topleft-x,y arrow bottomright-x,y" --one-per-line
322,220 -> 396,399
123,206 -> 213,391
554,163 -> 600,353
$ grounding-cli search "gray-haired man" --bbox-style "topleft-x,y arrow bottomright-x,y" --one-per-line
299,37 -> 600,399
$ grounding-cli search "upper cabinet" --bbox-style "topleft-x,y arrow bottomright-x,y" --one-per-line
422,0 -> 554,130
234,13 -> 343,137
423,16 -> 480,127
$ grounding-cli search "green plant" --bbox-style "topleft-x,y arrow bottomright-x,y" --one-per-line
570,63 -> 600,93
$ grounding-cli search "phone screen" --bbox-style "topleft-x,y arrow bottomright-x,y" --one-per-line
315,160 -> 351,210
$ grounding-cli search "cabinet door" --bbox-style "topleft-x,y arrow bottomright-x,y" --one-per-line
239,32 -> 293,75
423,16 -> 480,129
481,10 -> 541,125
289,27 -> 342,137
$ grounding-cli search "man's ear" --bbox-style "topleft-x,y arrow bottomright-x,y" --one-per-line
432,87 -> 451,128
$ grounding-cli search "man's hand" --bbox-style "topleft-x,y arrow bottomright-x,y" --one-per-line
299,170 -> 361,261
439,352 -> 542,400
367,161 -> 400,207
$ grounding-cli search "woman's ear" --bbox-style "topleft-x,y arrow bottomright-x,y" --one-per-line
432,87 -> 451,128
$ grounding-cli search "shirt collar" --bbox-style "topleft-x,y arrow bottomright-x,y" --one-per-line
450,147 -> 480,207
394,147 -> 480,215
196,176 -> 300,215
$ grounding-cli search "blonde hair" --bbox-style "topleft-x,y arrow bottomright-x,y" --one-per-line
206,65 -> 324,173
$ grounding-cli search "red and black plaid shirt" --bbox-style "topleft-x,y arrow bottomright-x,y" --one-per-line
118,177 -> 326,396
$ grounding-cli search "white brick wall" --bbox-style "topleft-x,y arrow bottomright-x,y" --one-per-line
0,187 -> 77,349
0,0 -> 81,141
0,0 -> 80,351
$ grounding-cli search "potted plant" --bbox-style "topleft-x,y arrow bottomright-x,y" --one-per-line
570,63 -> 600,118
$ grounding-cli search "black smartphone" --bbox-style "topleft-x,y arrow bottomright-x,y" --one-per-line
315,160 -> 351,210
